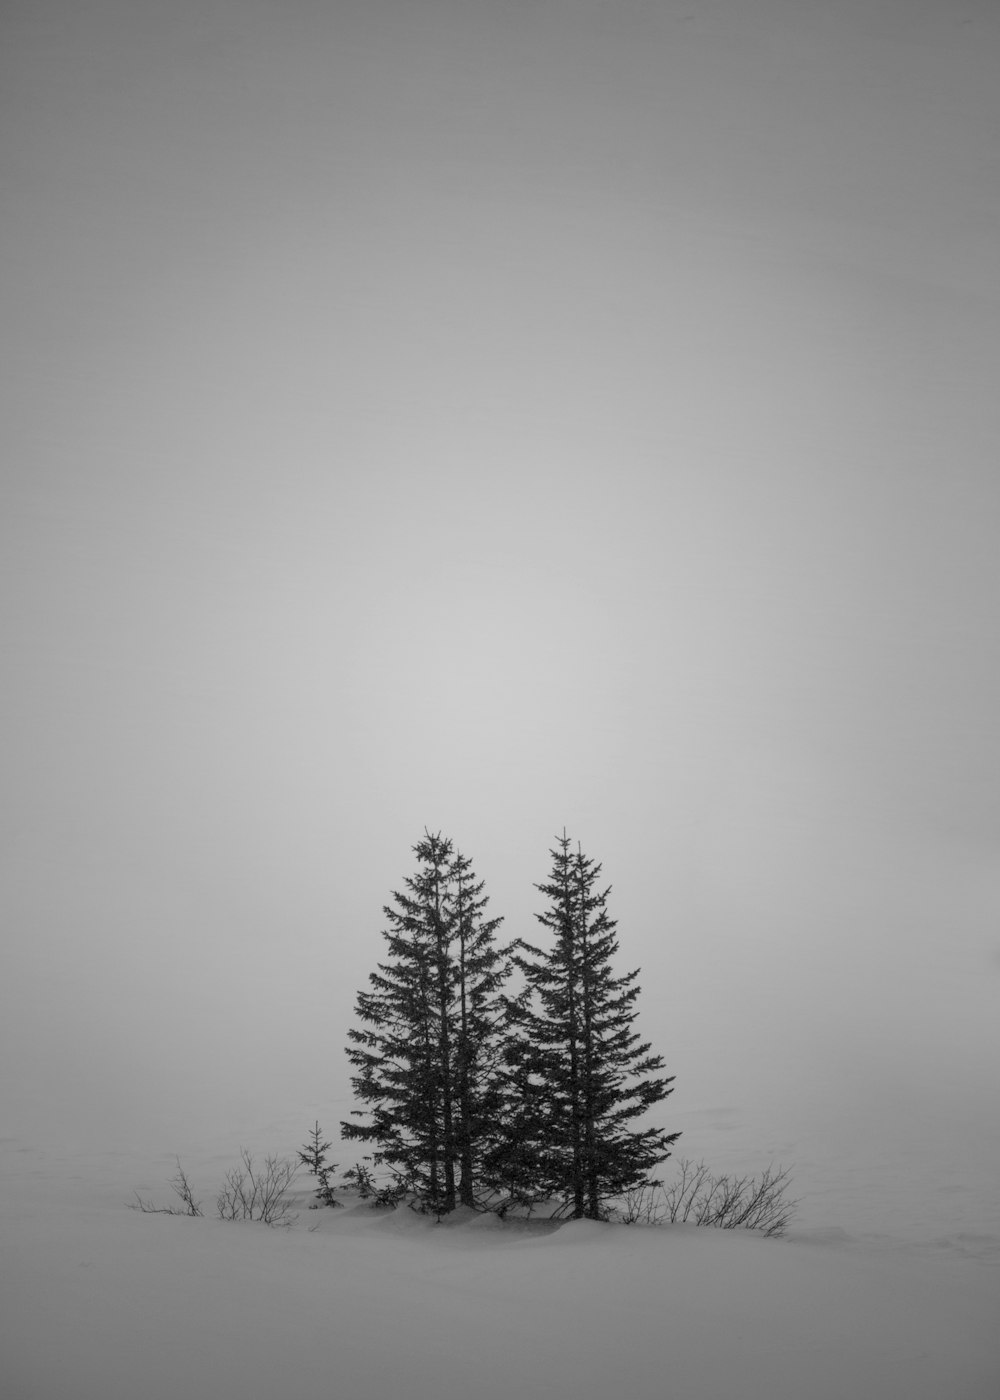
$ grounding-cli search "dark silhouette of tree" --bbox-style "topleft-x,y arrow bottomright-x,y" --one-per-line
297,1120 -> 333,1177
341,831 -> 510,1213
449,849 -> 509,1205
504,833 -> 679,1220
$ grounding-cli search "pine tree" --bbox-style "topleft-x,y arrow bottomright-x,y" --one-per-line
298,1121 -> 338,1205
483,1030 -> 564,1215
341,831 -> 511,1214
449,849 -> 509,1205
298,1120 -> 333,1176
505,833 -> 679,1220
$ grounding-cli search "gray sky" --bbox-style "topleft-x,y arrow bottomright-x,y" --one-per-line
2,0 -> 998,1167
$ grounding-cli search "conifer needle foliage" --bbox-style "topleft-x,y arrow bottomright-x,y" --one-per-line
341,831 -> 511,1214
343,830 -> 678,1220
498,833 -> 679,1220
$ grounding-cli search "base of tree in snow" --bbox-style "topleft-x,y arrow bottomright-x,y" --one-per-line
5,1147 -> 998,1400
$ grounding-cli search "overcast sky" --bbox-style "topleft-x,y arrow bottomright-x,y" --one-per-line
2,1 -> 998,1181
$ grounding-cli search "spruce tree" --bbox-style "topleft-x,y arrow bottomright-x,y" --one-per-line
298,1121 -> 338,1205
449,849 -> 509,1205
342,831 -> 510,1214
505,833 -> 679,1220
483,1030 -> 565,1215
298,1120 -> 333,1176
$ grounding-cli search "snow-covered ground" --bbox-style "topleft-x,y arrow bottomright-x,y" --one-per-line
3,1122 -> 997,1400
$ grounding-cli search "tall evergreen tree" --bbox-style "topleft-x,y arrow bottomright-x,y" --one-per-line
449,850 -> 509,1205
504,833 -> 679,1220
342,831 -> 510,1213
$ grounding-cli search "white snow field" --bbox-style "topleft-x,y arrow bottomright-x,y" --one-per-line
2,1136 -> 998,1400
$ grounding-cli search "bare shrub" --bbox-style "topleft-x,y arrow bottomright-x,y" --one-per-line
129,1157 -> 203,1217
664,1158 -> 797,1237
216,1148 -> 299,1227
661,1157 -> 713,1223
130,1193 -> 174,1215
613,1159 -> 797,1237
614,1179 -> 666,1226
169,1159 -> 203,1216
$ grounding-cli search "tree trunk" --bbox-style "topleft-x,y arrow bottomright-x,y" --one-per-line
457,888 -> 476,1207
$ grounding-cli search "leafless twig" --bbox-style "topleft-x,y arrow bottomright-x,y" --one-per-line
615,1159 -> 797,1236
129,1158 -> 202,1217
216,1148 -> 299,1226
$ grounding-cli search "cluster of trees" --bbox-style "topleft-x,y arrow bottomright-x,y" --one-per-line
341,831 -> 679,1221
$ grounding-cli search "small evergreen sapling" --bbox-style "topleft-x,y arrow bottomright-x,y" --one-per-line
298,1120 -> 339,1206
298,1120 -> 332,1174
316,1162 -> 342,1206
342,1160 -> 410,1208
342,1161 -> 377,1199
